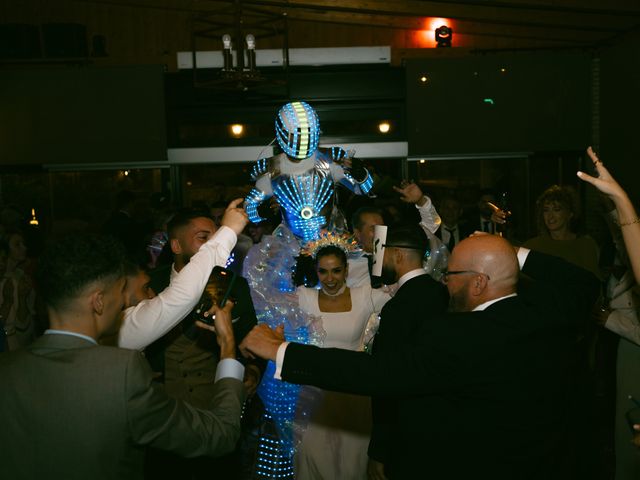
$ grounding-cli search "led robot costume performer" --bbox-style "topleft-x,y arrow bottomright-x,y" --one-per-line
243,101 -> 373,479
245,101 -> 373,242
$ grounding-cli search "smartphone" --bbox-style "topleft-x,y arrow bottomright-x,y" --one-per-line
194,266 -> 237,324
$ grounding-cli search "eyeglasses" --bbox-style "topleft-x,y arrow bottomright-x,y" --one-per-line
441,270 -> 491,284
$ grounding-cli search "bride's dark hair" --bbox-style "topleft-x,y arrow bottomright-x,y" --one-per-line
293,245 -> 348,288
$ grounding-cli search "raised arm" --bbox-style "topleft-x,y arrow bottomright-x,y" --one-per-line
578,146 -> 640,282
118,199 -> 247,350
393,182 -> 441,234
329,148 -> 374,195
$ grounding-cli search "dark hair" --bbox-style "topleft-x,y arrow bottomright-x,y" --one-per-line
293,245 -> 349,288
351,206 -> 384,231
167,208 -> 213,240
36,234 -> 126,310
123,255 -> 148,278
535,185 -> 579,235
315,245 -> 347,267
385,223 -> 429,259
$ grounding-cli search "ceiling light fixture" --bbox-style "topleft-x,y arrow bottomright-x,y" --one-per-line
231,124 -> 244,136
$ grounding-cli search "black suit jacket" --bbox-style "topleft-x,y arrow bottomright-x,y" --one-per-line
368,274 -> 448,465
435,222 -> 475,248
280,251 -> 599,479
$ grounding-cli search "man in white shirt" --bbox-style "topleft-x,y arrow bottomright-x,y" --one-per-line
142,205 -> 263,480
117,198 -> 247,351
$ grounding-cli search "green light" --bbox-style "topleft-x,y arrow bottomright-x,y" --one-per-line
483,98 -> 495,105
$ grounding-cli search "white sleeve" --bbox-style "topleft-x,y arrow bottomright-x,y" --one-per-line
215,358 -> 245,382
416,196 -> 441,234
605,308 -> 640,346
369,285 -> 391,312
118,226 -> 237,350
274,342 -> 290,380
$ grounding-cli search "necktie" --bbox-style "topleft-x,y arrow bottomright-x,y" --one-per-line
445,228 -> 456,252
366,254 -> 382,289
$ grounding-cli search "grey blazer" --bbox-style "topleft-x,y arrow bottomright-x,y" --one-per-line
0,333 -> 245,480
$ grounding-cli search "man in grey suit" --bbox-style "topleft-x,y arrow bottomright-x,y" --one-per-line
0,234 -> 246,480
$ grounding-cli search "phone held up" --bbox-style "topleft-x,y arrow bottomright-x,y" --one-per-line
194,266 -> 237,325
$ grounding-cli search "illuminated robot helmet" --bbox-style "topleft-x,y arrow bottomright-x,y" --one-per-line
275,101 -> 320,159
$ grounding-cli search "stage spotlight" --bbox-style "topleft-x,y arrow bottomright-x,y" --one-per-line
419,74 -> 429,84
435,25 -> 452,48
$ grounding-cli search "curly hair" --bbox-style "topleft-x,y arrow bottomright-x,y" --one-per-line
36,234 -> 126,310
535,185 -> 580,236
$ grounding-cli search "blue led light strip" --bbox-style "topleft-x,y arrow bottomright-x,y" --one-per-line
359,170 -> 374,194
273,174 -> 333,218
250,158 -> 269,181
245,188 -> 267,223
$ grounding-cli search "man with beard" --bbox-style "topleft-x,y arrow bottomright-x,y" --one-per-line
144,208 -> 263,480
240,234 -> 600,479
365,223 -> 449,477
348,182 -> 441,288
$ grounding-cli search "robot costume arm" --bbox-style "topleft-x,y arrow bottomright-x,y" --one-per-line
245,159 -> 275,224
327,147 -> 374,195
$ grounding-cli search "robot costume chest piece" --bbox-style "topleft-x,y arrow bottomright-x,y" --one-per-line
271,168 -> 334,243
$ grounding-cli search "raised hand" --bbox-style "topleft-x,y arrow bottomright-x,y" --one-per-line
577,147 -> 628,202
393,181 -> 425,206
578,146 -> 640,284
221,198 -> 249,235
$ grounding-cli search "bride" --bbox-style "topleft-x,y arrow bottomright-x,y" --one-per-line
294,239 -> 389,479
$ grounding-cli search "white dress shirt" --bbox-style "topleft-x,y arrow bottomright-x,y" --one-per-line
118,226 -> 237,351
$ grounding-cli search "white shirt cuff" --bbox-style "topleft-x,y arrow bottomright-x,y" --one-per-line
415,195 -> 431,209
215,358 -> 245,382
274,341 -> 290,380
517,247 -> 531,269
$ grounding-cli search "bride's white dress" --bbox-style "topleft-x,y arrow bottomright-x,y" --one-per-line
295,285 -> 389,479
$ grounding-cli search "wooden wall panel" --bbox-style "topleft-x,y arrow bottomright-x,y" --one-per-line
2,0 -> 621,69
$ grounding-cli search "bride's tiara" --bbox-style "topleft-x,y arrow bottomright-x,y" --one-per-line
300,231 -> 359,259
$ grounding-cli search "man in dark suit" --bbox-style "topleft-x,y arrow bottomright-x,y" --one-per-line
0,234 -> 245,479
240,234 -> 599,479
145,208 -> 263,479
366,224 -> 448,477
436,195 -> 474,251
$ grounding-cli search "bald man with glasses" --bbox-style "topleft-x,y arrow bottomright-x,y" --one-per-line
240,233 -> 600,479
